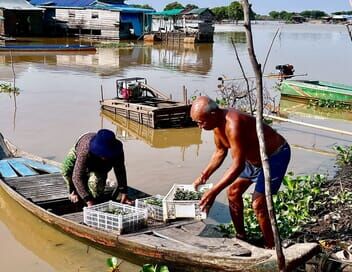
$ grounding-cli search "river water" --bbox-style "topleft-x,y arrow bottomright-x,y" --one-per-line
0,22 -> 351,271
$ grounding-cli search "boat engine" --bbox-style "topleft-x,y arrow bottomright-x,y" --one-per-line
275,64 -> 295,80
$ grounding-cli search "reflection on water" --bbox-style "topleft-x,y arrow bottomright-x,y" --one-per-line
0,41 -> 214,78
0,186 -> 140,272
101,109 -> 201,151
279,98 -> 352,122
1,23 -> 352,270
146,42 -> 213,75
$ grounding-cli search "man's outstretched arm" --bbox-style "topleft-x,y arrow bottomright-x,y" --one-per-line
193,135 -> 228,189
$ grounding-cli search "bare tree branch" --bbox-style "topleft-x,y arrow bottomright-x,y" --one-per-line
262,27 -> 280,73
240,1 -> 286,271
230,38 -> 254,114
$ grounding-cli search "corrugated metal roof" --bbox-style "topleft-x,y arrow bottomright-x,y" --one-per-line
93,3 -> 154,13
30,0 -> 95,7
184,8 -> 208,15
152,8 -> 184,16
0,0 -> 43,10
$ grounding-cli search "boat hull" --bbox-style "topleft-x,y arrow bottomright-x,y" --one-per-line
279,80 -> 352,104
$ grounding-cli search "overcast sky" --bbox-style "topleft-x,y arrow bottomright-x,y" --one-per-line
126,0 -> 352,14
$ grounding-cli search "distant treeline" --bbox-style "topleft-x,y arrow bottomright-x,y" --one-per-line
131,1 -> 351,22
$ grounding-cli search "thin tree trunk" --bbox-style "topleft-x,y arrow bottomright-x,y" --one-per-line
240,1 -> 286,271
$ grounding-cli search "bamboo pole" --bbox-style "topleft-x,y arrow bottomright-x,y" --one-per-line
264,114 -> 352,137
241,1 -> 286,271
220,73 -> 308,82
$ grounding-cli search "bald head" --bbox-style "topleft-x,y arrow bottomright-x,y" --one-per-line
191,96 -> 218,116
190,96 -> 220,130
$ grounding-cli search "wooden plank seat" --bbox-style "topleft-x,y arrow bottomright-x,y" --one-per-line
5,172 -> 116,205
0,158 -> 61,178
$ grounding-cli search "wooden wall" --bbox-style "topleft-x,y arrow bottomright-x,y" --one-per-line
55,8 -> 120,38
0,9 -> 4,36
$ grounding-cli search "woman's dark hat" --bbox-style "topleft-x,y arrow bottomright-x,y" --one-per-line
89,129 -> 122,159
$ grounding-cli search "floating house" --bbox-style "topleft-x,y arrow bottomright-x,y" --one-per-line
29,0 -> 154,39
144,8 -> 215,43
0,0 -> 43,37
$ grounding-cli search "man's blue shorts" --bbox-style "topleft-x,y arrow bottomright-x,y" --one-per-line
239,142 -> 291,194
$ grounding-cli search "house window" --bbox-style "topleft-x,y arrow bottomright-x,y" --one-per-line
68,11 -> 75,18
92,12 -> 99,19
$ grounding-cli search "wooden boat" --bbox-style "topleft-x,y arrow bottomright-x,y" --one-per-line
0,44 -> 96,52
279,80 -> 352,104
100,77 -> 195,129
0,133 -> 320,272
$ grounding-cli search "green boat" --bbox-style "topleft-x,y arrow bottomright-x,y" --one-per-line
278,80 -> 352,104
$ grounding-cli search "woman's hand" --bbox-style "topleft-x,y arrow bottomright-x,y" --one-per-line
120,193 -> 134,205
86,200 -> 95,207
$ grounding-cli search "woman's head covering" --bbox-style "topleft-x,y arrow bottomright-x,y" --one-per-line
89,129 -> 122,159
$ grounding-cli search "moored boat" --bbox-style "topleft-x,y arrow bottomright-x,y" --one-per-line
278,80 -> 352,104
0,133 -> 320,271
0,44 -> 96,52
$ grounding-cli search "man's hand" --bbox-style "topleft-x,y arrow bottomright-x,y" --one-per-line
120,193 -> 134,205
193,172 -> 207,191
199,189 -> 217,214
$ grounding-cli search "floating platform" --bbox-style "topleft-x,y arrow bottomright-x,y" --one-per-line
100,77 -> 195,129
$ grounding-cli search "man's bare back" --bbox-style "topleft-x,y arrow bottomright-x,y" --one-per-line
215,109 -> 286,166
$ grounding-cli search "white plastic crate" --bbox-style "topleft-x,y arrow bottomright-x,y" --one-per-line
162,184 -> 213,221
83,201 -> 147,234
135,194 -> 164,221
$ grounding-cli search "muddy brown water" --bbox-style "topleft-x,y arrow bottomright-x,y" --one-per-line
0,23 -> 352,271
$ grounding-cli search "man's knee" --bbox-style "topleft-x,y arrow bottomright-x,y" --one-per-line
227,178 -> 252,199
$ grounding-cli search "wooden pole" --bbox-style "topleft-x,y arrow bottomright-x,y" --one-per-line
183,85 -> 187,104
241,1 -> 286,271
346,24 -> 352,42
220,73 -> 308,82
264,114 -> 352,137
100,85 -> 104,101
10,50 -> 17,110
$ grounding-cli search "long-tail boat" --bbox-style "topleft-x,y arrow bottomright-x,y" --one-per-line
0,44 -> 96,52
0,133 -> 319,271
279,80 -> 352,104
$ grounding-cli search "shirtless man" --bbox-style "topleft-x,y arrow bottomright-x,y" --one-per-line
191,96 -> 291,248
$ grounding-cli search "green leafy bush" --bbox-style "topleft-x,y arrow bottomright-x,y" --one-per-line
218,173 -> 328,240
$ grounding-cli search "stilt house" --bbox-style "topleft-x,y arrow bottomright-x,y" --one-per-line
0,0 -> 43,37
146,7 -> 215,43
29,0 -> 154,39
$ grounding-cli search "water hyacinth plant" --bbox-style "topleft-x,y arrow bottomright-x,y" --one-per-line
0,82 -> 20,96
334,145 -> 352,166
218,173 -> 328,240
106,257 -> 122,272
140,264 -> 169,272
